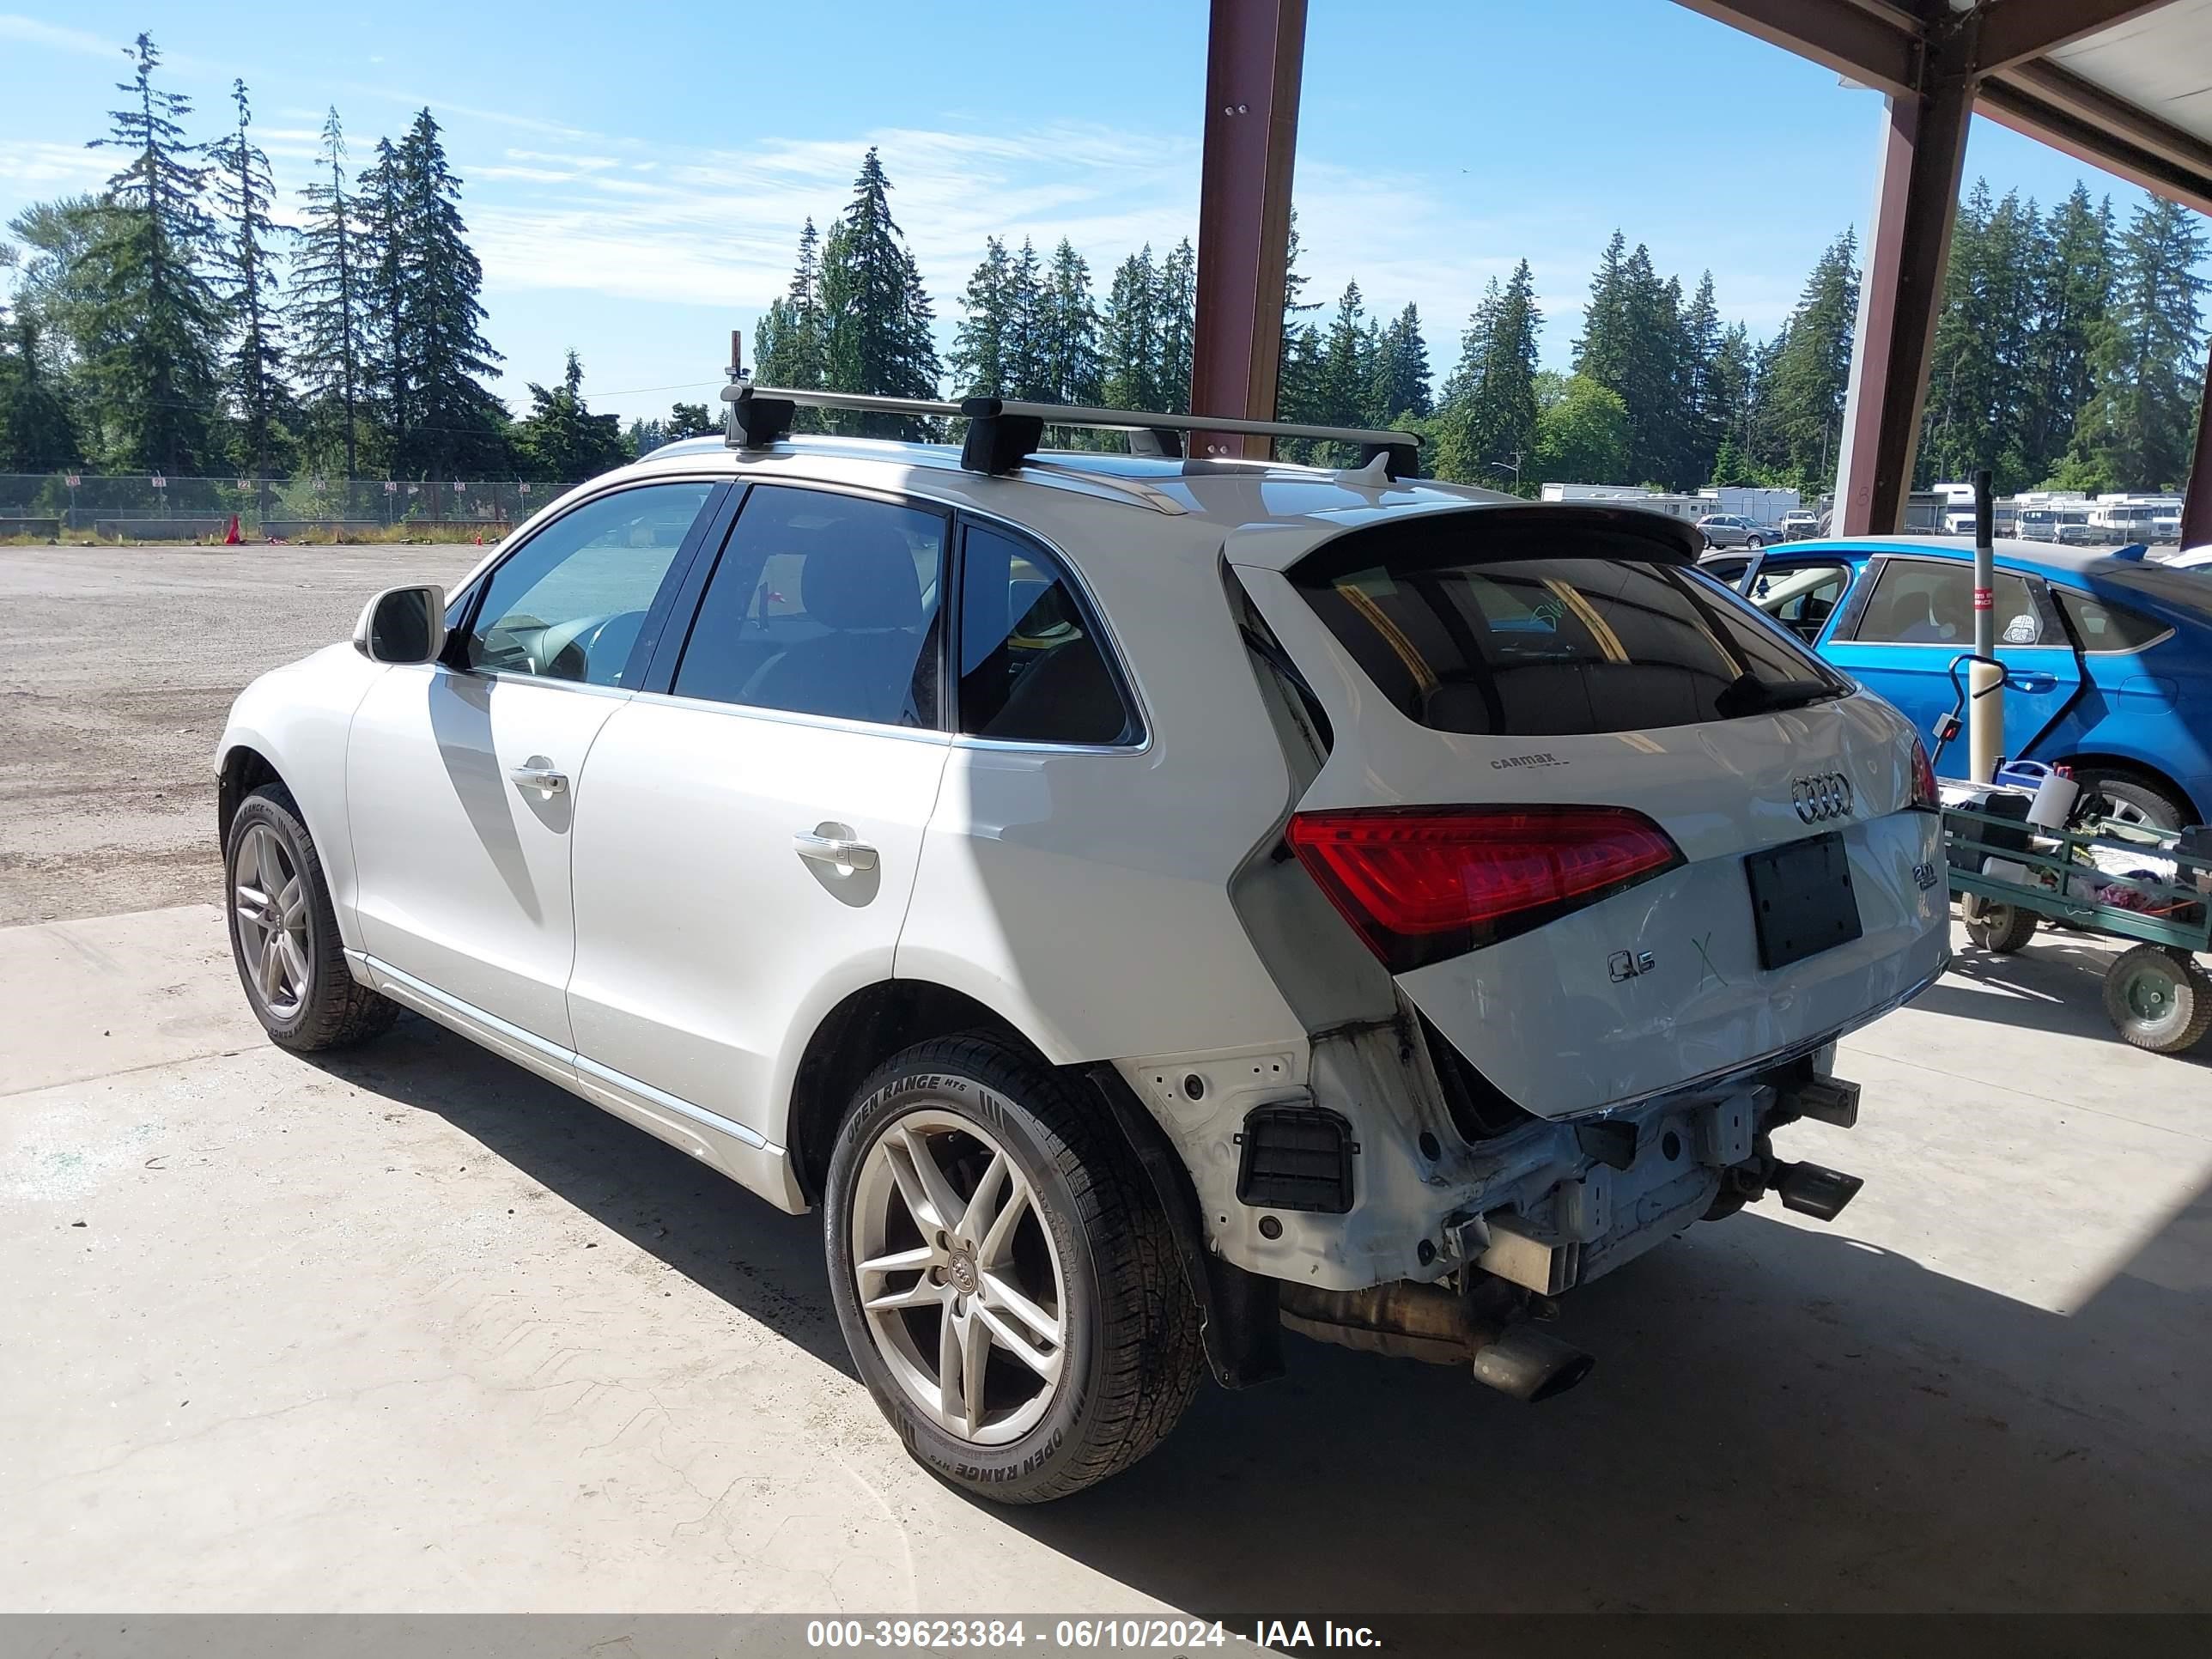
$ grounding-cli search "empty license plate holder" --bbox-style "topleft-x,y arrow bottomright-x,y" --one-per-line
1745,830 -> 1862,971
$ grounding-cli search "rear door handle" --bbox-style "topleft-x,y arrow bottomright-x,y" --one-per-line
509,763 -> 568,795
793,831 -> 878,871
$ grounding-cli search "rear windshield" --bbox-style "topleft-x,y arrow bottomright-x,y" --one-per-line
1290,519 -> 1850,737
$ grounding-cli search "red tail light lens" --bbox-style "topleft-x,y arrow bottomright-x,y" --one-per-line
1910,738 -> 1939,811
1286,805 -> 1683,973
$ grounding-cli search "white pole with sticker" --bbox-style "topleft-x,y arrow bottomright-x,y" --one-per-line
1969,467 -> 2004,783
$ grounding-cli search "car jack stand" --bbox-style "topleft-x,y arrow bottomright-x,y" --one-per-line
1774,1161 -> 1864,1221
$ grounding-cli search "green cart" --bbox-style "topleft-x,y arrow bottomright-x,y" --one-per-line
1943,802 -> 2212,1054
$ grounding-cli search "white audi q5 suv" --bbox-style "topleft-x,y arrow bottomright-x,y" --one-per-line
217,387 -> 1948,1502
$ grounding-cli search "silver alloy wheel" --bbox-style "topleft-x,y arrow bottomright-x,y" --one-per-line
849,1108 -> 1068,1446
233,823 -> 311,1022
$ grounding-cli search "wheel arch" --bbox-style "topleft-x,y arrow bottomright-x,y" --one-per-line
785,975 -> 1284,1392
2054,750 -> 2202,823
217,741 -> 285,844
782,978 -> 1059,1207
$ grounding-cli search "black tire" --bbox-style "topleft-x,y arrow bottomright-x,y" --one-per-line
2075,769 -> 2190,833
224,782 -> 399,1052
1963,899 -> 2038,954
2102,945 -> 2212,1054
823,1036 -> 1204,1504
1746,535 -> 1764,550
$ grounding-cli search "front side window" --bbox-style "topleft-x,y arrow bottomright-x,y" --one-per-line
1850,559 -> 2041,647
465,482 -> 713,684
957,525 -> 1134,744
672,485 -> 946,727
1747,561 -> 1851,645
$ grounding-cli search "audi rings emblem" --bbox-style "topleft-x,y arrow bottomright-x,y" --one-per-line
1791,772 -> 1854,823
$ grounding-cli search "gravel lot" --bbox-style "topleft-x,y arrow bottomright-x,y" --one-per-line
0,544 -> 479,926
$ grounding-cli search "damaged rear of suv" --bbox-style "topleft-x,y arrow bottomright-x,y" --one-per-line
1178,501 -> 1948,1407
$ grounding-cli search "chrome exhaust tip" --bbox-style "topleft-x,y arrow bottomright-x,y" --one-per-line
1469,1323 -> 1595,1403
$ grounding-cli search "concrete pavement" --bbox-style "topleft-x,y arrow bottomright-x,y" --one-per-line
3,903 -> 2209,1615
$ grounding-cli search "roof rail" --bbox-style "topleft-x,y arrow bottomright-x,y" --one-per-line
718,380 -> 1423,479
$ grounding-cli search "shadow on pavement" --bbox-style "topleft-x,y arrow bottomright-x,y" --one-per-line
315,1013 -> 2212,1620
1923,934 -> 2212,1066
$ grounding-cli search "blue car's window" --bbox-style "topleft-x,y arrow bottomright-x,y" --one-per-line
1850,560 -> 2041,647
2057,590 -> 2172,653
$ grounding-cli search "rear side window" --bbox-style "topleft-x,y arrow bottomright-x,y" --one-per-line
672,485 -> 946,728
1850,559 -> 2041,646
1291,519 -> 1847,737
2057,589 -> 2172,653
957,525 -> 1134,744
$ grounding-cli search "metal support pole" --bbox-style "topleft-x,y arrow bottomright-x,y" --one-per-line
1970,468 -> 2004,783
1189,0 -> 1306,462
1833,69 -> 1973,536
2180,341 -> 2212,551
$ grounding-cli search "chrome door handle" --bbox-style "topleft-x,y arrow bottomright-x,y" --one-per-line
509,763 -> 568,795
793,831 -> 878,871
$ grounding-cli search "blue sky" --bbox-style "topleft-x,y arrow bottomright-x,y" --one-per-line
0,2 -> 2168,425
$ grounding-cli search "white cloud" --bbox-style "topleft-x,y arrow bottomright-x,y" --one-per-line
466,120 -> 1200,318
0,15 -> 115,57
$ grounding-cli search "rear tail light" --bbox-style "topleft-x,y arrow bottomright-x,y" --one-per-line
1285,805 -> 1684,973
1910,738 -> 1939,811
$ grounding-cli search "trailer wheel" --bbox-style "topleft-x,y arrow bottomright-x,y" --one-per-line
1963,900 -> 2038,954
2103,945 -> 2212,1054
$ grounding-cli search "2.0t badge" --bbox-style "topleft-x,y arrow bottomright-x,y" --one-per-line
1791,772 -> 1854,823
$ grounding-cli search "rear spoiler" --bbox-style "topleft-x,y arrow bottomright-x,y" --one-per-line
1283,502 -> 1705,586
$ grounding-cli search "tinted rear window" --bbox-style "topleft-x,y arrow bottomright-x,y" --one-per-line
1291,520 -> 1848,737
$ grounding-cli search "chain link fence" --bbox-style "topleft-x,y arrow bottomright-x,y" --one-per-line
0,474 -> 588,541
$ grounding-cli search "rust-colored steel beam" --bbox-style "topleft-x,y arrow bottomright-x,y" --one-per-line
1834,61 -> 1974,534
1979,59 -> 2212,215
1972,0 -> 2179,76
1189,0 -> 1307,461
1670,0 -> 1921,98
2183,344 -> 2212,551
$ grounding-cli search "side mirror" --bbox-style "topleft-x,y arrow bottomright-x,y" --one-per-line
353,583 -> 448,665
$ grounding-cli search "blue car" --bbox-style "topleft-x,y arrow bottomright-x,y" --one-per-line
1704,537 -> 2212,829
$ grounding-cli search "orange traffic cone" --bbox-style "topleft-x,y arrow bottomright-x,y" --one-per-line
223,514 -> 242,544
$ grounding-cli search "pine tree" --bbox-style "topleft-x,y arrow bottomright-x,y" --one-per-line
949,236 -> 1018,397
1099,246 -> 1158,412
1368,302 -> 1432,424
1575,237 -> 1685,486
1315,279 -> 1372,431
1705,321 -> 1757,481
293,107 -> 368,475
1002,238 -> 1048,401
1276,211 -> 1323,429
1155,238 -> 1196,414
1920,182 -> 2043,490
83,32 -> 222,473
817,149 -> 940,436
387,110 -> 507,477
2021,185 -> 2110,483
1677,271 -> 1723,488
2076,197 -> 2207,489
1757,229 -> 1859,493
357,137 -> 410,462
1437,260 -> 1540,489
1036,239 -> 1102,411
514,349 -> 628,480
754,218 -> 826,397
204,79 -> 290,477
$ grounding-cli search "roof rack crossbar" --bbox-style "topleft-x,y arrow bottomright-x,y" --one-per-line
720,380 -> 1421,477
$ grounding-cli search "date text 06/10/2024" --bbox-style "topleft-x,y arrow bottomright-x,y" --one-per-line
803,1619 -> 1384,1650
